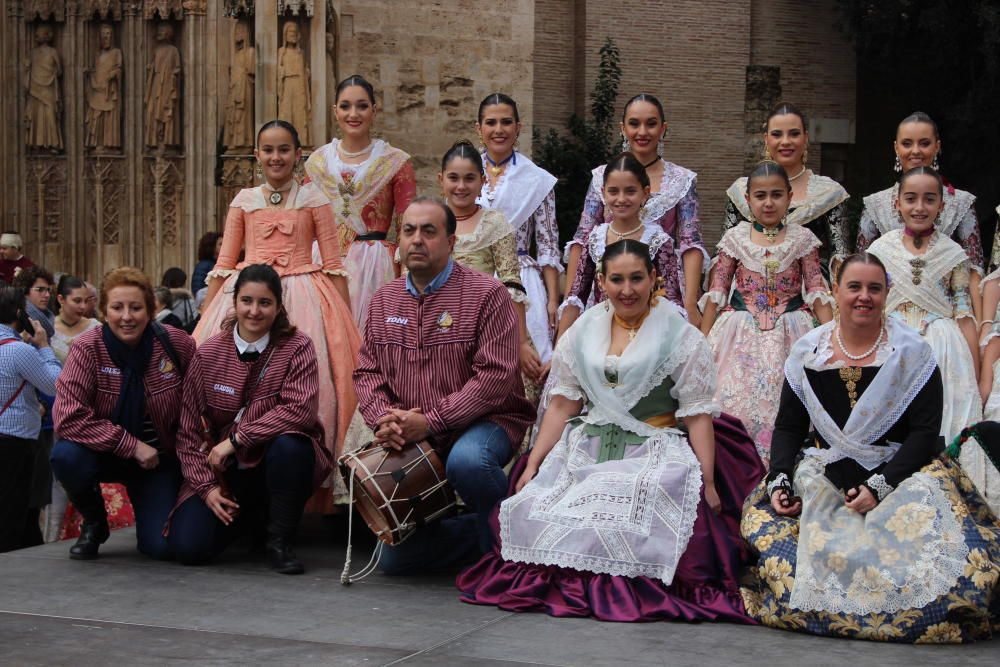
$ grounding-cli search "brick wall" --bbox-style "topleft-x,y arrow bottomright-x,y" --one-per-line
530,0 -> 856,247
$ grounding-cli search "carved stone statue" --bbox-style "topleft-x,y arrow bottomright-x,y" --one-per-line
85,23 -> 123,151
24,23 -> 63,151
277,21 -> 311,146
144,22 -> 182,148
223,21 -> 255,151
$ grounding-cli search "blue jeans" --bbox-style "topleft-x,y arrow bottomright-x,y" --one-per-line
378,421 -> 511,575
169,434 -> 315,565
50,439 -> 181,560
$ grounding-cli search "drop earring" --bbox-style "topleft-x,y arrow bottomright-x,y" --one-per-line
256,162 -> 263,179
764,145 -> 772,160
893,155 -> 902,173
931,154 -> 940,170
621,133 -> 630,152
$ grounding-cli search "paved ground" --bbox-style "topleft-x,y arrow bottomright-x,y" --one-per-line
0,516 -> 995,667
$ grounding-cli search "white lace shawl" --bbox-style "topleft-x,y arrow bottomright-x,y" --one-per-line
589,161 -> 697,224
726,173 -> 848,227
868,230 -> 969,319
453,208 -> 512,254
863,184 -> 977,239
477,152 -> 557,231
716,221 -> 822,274
550,300 -> 720,436
783,319 -> 938,470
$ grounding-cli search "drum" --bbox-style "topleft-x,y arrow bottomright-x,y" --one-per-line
339,440 -> 457,545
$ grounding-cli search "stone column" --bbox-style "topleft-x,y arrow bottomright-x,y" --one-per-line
254,0 -> 276,130
308,0 -> 325,146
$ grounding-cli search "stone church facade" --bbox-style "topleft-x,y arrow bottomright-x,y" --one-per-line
1,0 -> 853,282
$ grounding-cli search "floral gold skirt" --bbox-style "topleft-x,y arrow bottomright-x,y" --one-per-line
740,456 -> 1000,643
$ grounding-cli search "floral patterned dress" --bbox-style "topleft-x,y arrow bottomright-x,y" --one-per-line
741,322 -> 1000,643
305,139 -> 417,332
478,152 -> 562,363
724,173 -> 849,280
569,161 -> 707,306
701,222 -> 831,461
868,230 -> 981,444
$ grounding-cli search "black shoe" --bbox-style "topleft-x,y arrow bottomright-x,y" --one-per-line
69,521 -> 110,560
266,536 -> 304,575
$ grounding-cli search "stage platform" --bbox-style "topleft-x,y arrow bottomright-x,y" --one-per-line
0,516 -> 995,666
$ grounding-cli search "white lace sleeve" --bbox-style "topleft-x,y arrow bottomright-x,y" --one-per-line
670,333 -> 721,418
548,331 -> 586,402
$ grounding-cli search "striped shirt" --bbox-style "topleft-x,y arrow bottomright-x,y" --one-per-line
354,262 -> 535,454
53,325 -> 196,458
0,324 -> 60,439
174,329 -> 327,504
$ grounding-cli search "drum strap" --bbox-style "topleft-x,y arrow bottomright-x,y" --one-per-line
340,469 -> 383,585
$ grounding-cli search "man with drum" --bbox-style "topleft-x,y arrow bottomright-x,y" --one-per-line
353,196 -> 535,574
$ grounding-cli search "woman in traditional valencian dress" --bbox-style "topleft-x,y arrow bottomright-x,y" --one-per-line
458,240 -> 765,622
305,75 -> 417,332
475,93 -> 562,364
196,120 -> 360,499
440,140 -> 542,402
857,112 -> 985,319
701,162 -> 833,463
556,153 -> 682,341
723,103 -> 850,280
565,94 -> 706,323
867,167 -> 981,445
741,253 -> 1000,643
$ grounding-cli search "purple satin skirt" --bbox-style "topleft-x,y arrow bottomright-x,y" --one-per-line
456,413 -> 766,623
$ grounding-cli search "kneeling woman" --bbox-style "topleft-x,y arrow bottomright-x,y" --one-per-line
169,265 -> 329,574
741,253 -> 1000,643
51,267 -> 195,560
458,240 -> 765,622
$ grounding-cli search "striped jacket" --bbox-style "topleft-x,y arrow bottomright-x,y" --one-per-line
175,329 -> 328,503
354,262 -> 535,456
53,325 -> 196,458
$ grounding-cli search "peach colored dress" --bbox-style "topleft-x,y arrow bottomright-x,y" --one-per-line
194,183 -> 361,486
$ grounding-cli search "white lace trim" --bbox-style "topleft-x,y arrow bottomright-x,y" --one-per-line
805,290 -> 835,307
767,473 -> 791,497
697,290 -> 727,312
454,209 -> 514,254
548,385 -> 586,402
716,222 -> 822,275
789,464 -> 969,615
322,268 -> 350,279
865,473 -> 894,502
674,398 -> 721,419
206,268 -> 238,279
865,184 -> 977,240
587,222 -> 670,265
557,296 -> 584,318
868,230 -> 969,320
508,288 -> 529,305
727,174 -> 848,227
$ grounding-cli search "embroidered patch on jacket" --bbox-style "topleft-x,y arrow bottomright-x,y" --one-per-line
100,366 -> 121,376
386,316 -> 409,325
159,357 -> 175,377
213,383 -> 236,396
437,311 -> 453,329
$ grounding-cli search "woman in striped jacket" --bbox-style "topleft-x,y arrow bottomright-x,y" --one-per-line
51,267 -> 195,561
169,264 -> 328,575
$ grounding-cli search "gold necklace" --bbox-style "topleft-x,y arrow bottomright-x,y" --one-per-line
613,309 -> 650,341
838,366 -> 863,408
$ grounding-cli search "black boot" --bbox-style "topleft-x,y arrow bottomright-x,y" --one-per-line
266,490 -> 306,574
68,487 -> 109,560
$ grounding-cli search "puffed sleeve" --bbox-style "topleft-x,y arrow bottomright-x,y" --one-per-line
948,261 -> 974,320
312,204 -> 349,278
565,177 -> 605,262
532,190 -> 563,272
558,237 -> 596,316
670,330 -> 721,418
800,248 -> 834,307
490,229 -> 528,304
855,205 -> 879,253
388,160 -> 417,247
699,249 -> 737,311
547,329 -> 586,403
953,204 -> 984,276
675,181 -> 708,262
208,206 -> 246,279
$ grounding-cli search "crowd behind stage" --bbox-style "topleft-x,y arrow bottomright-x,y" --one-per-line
1,77 -> 999,644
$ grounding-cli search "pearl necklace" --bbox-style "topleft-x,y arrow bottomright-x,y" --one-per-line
609,221 -> 644,241
835,325 -> 884,361
789,166 -> 807,181
337,141 -> 374,159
